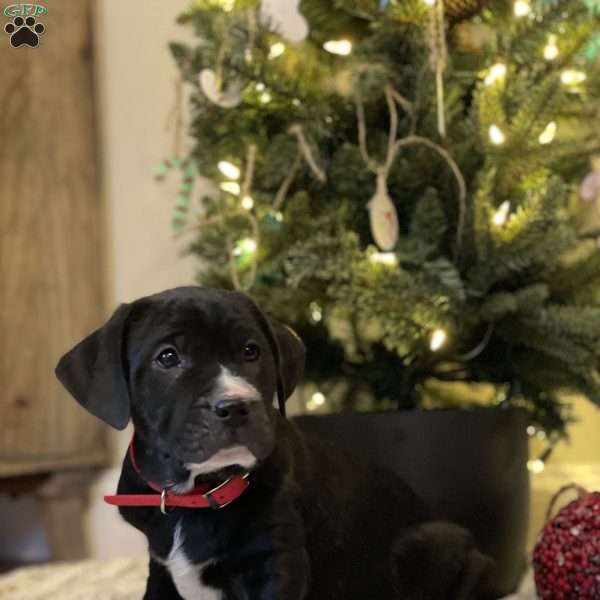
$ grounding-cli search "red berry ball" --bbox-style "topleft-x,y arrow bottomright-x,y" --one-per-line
533,488 -> 600,599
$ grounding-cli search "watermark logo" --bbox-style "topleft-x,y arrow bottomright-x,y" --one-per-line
3,4 -> 46,47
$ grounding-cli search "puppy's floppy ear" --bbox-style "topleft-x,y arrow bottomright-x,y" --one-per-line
55,303 -> 134,430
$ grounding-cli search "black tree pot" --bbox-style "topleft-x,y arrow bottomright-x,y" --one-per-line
293,406 -> 530,598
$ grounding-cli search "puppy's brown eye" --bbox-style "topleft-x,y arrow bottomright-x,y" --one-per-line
243,342 -> 260,362
156,348 -> 181,369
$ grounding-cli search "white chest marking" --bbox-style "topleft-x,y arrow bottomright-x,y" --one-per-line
166,522 -> 222,600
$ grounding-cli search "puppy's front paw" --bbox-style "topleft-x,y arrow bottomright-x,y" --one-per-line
391,521 -> 495,600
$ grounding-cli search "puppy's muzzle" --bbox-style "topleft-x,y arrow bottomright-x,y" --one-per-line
213,398 -> 252,427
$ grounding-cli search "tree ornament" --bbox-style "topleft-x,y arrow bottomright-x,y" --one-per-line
367,169 -> 399,251
533,485 -> 600,599
199,68 -> 244,108
443,0 -> 486,20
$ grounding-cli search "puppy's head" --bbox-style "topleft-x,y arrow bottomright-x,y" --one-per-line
55,287 -> 305,488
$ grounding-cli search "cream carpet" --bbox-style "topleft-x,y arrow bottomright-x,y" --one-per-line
0,557 -> 537,599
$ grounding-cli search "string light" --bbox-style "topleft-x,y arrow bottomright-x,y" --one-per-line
543,35 -> 559,60
561,69 -> 587,86
527,459 -> 545,474
307,391 -> 326,411
218,161 -> 240,180
259,91 -> 272,104
430,329 -> 447,352
268,42 -> 286,59
370,252 -> 397,266
273,211 -> 283,222
323,39 -> 353,56
309,301 -> 323,323
241,195 -> 254,210
527,425 -> 536,436
255,82 -> 266,92
233,238 -> 257,257
423,0 -> 436,5
489,124 -> 506,145
514,0 -> 531,17
220,181 -> 241,195
536,430 -> 547,440
492,201 -> 511,226
484,63 -> 507,86
218,0 -> 235,11
538,121 -> 557,145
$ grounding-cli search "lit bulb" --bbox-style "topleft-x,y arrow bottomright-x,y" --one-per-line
218,161 -> 241,180
430,329 -> 447,352
323,39 -> 353,56
274,211 -> 283,222
292,98 -> 302,107
561,69 -> 587,86
309,301 -> 323,323
492,201 -> 511,226
370,252 -> 397,266
259,91 -> 272,104
255,82 -> 266,92
538,121 -> 557,145
526,425 -> 536,436
311,392 -> 326,406
514,0 -> 531,17
241,195 -> 254,210
268,42 -> 286,59
536,430 -> 547,440
423,0 -> 436,5
220,181 -> 241,195
484,63 -> 507,86
543,35 -> 559,60
527,459 -> 545,474
489,124 -> 506,145
233,238 -> 257,256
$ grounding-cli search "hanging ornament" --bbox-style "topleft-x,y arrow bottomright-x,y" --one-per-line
533,485 -> 600,599
367,169 -> 399,251
426,0 -> 448,137
199,68 -> 244,108
260,0 -> 308,42
576,156 -> 600,237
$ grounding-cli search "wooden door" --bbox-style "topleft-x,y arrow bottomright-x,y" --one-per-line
0,0 -> 107,475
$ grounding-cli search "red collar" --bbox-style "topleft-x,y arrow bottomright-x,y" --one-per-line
104,438 -> 251,512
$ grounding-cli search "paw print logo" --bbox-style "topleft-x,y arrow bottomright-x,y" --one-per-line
4,16 -> 45,48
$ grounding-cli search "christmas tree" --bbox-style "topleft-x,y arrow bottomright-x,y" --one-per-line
162,0 -> 600,457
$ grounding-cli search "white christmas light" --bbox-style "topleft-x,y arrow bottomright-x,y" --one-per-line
430,329 -> 447,352
423,0 -> 436,5
273,211 -> 284,222
484,63 -> 507,86
269,42 -> 286,59
514,0 -> 531,17
220,181 -> 241,195
370,252 -> 397,266
561,69 -> 587,86
218,161 -> 240,180
259,91 -> 272,104
309,301 -> 323,322
233,238 -> 257,256
527,459 -> 545,474
538,121 -> 557,145
543,35 -> 559,60
492,201 -> 511,226
527,425 -> 536,436
255,82 -> 266,92
241,195 -> 254,210
323,39 -> 353,56
219,0 -> 235,11
536,430 -> 547,440
489,124 -> 506,145
311,392 -> 326,406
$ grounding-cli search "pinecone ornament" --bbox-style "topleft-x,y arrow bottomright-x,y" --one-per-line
533,485 -> 600,599
444,0 -> 486,20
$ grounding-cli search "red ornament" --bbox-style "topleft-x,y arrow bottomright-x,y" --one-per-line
533,485 -> 600,599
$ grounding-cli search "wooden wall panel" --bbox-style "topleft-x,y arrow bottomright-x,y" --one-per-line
0,0 -> 107,475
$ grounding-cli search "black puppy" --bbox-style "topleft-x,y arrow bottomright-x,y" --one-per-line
56,286 -> 493,600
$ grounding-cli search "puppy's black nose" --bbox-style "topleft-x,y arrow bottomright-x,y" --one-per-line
213,398 -> 250,427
